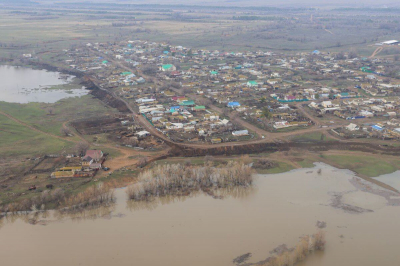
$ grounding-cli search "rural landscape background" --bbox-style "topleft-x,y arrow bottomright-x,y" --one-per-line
1,0 -> 400,266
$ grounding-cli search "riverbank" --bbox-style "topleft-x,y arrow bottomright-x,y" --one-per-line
2,149 -> 399,213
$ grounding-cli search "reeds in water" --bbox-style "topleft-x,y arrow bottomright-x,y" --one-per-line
63,183 -> 115,210
127,161 -> 253,201
1,183 -> 115,214
239,231 -> 326,266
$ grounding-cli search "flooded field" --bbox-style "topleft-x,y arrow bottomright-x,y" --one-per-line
374,171 -> 400,192
1,163 -> 400,266
0,65 -> 87,103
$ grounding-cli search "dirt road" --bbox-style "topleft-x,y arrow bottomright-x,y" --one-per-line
370,47 -> 383,58
0,110 -> 80,144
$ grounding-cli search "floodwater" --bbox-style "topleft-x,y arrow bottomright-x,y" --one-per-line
1,163 -> 400,266
374,170 -> 400,191
0,65 -> 87,103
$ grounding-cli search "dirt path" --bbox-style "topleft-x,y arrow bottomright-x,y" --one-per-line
0,110 -> 154,173
370,47 -> 383,58
62,120 -> 88,143
62,117 -> 169,176
0,110 -> 80,144
294,103 -> 321,126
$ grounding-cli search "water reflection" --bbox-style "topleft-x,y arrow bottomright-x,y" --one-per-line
127,192 -> 201,212
126,186 -> 256,212
0,186 -> 256,225
55,204 -> 117,222
214,185 -> 257,199
0,65 -> 87,103
0,204 -> 117,226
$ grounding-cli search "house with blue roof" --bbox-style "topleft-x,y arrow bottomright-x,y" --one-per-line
371,125 -> 384,131
227,102 -> 241,108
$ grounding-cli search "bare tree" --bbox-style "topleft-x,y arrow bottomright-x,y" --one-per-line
204,155 -> 214,164
239,155 -> 252,165
137,156 -> 148,168
125,137 -> 138,147
184,159 -> 192,167
142,65 -> 158,76
47,107 -> 55,115
61,127 -> 72,136
75,141 -> 89,156
348,50 -> 358,59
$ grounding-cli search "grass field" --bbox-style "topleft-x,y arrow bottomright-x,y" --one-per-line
1,6 -> 400,59
321,154 -> 400,177
255,162 -> 295,174
0,94 -> 115,138
0,114 -> 71,157
290,132 -> 335,142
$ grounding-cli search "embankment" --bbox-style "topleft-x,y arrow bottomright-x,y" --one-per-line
170,141 -> 400,157
80,77 -> 131,113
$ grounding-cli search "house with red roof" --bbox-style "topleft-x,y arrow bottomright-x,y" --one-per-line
82,150 -> 104,169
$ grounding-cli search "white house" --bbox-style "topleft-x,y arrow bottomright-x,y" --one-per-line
346,123 -> 359,131
321,101 -> 333,108
232,130 -> 249,136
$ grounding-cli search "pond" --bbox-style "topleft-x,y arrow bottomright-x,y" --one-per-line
0,65 -> 87,103
1,163 -> 400,266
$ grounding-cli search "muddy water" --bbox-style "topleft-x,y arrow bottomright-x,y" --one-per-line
1,163 -> 400,266
374,170 -> 400,191
0,65 -> 87,103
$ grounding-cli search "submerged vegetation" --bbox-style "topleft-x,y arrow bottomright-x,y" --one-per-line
235,231 -> 326,266
0,182 -> 115,214
127,161 -> 253,201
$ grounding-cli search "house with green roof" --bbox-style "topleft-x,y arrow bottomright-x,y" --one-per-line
247,80 -> 258,87
121,72 -> 132,76
193,105 -> 206,111
161,64 -> 176,72
180,100 -> 195,106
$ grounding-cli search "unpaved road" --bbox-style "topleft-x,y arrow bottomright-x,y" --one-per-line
370,47 -> 383,58
0,110 -> 80,144
0,109 -> 165,175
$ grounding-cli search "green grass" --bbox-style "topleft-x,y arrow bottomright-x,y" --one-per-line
0,115 -> 71,157
297,159 -> 315,168
322,154 -> 400,177
0,92 -> 118,158
290,132 -> 335,142
255,162 -> 295,174
0,94 -> 114,138
274,126 -> 310,133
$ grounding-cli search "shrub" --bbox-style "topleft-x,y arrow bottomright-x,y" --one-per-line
127,162 -> 253,201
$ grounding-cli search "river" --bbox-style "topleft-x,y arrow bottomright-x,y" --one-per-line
1,163 -> 399,266
0,65 -> 87,103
